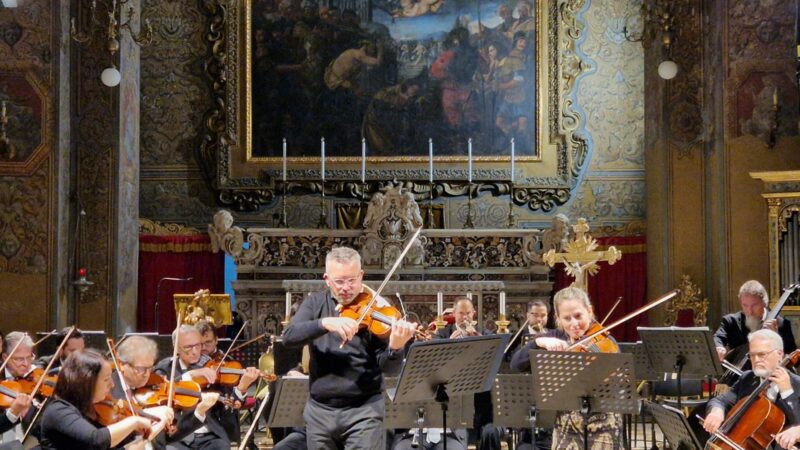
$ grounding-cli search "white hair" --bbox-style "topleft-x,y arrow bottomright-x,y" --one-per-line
748,328 -> 783,351
117,336 -> 158,364
325,247 -> 361,269
4,332 -> 33,354
739,280 -> 769,306
172,324 -> 200,345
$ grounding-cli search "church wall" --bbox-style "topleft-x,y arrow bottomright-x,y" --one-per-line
0,2 -> 62,333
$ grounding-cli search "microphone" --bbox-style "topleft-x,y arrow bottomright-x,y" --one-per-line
155,277 -> 194,333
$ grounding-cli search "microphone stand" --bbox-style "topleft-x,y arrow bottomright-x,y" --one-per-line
155,277 -> 193,333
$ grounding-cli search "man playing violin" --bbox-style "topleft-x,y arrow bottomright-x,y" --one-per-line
194,320 -> 260,444
115,336 -> 219,449
153,325 -> 233,450
715,280 -> 797,362
703,328 -> 800,447
283,246 -> 417,450
510,287 -> 621,450
0,332 -> 34,448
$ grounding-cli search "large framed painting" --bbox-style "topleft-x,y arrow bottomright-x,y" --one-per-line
199,0 -> 589,211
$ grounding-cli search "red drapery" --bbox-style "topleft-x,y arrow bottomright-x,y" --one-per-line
138,234 -> 225,334
553,235 -> 647,342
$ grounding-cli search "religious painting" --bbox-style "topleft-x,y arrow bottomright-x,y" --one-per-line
0,71 -> 50,176
248,0 -> 541,160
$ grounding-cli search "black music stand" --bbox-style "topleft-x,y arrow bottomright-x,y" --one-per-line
388,335 -> 508,450
637,327 -> 723,410
492,374 -> 555,450
266,376 -> 309,428
643,401 -> 702,450
619,341 -> 661,450
528,350 -> 639,450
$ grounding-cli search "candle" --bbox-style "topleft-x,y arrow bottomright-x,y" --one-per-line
510,138 -> 515,183
773,88 -> 778,107
499,291 -> 506,317
466,292 -> 473,301
429,138 -> 434,183
361,138 -> 366,183
285,292 -> 292,319
467,138 -> 473,183
437,292 -> 443,316
282,138 -> 287,182
321,138 -> 326,181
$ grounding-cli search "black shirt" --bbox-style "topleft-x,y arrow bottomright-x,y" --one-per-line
282,290 -> 405,406
714,311 -> 797,354
39,398 -> 112,450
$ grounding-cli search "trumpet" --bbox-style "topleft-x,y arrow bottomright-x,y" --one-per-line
455,319 -> 479,337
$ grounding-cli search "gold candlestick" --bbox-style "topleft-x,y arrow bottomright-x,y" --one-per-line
434,316 -> 447,330
495,314 -> 510,334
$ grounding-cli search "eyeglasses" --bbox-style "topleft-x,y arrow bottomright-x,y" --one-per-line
9,355 -> 34,364
180,343 -> 202,352
127,365 -> 154,375
747,349 -> 778,360
327,276 -> 361,288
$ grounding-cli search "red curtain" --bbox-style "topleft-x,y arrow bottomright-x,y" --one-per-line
553,235 -> 647,342
138,234 -> 225,334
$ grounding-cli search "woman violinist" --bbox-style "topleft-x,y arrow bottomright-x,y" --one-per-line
39,349 -> 170,450
510,286 -> 623,450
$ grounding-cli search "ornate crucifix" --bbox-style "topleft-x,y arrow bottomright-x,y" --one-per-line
542,218 -> 622,292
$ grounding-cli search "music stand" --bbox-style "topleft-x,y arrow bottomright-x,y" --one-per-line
492,374 -> 555,450
266,376 -> 309,428
618,342 -> 661,382
388,335 -> 508,450
643,400 -> 702,450
383,377 -> 473,429
637,327 -> 723,410
528,350 -> 639,450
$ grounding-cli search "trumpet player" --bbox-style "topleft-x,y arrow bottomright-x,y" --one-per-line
435,297 -> 484,340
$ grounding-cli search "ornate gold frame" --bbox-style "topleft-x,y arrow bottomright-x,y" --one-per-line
198,0 -> 590,212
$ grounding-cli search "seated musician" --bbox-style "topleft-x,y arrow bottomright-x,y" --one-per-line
0,332 -> 34,447
715,280 -> 796,362
34,328 -> 85,374
194,320 -> 259,444
114,336 -> 219,449
39,349 -> 171,450
153,325 -> 231,450
435,297 -> 485,340
703,328 -> 800,448
510,286 -> 622,450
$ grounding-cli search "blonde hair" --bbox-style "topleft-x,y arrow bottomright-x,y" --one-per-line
553,286 -> 594,319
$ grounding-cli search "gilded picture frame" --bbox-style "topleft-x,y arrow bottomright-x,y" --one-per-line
198,0 -> 589,212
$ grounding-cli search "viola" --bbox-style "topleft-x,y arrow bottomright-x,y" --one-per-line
705,350 -> 800,450
17,368 -> 57,397
133,373 -> 202,409
197,359 -> 277,388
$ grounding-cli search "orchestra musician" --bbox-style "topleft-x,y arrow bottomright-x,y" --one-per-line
113,336 -> 219,449
435,297 -> 485,340
39,349 -> 171,450
702,328 -> 800,448
153,325 -> 231,450
715,280 -> 797,362
0,332 -> 34,449
194,320 -> 260,443
511,286 -> 622,450
282,247 -> 417,450
34,328 -> 85,374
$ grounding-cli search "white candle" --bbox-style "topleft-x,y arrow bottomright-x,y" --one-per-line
510,138 -> 515,183
499,291 -> 506,317
361,138 -> 366,183
282,138 -> 287,182
321,138 -> 326,181
466,292 -> 473,301
429,138 -> 434,183
467,138 -> 473,183
285,292 -> 292,318
437,292 -> 443,316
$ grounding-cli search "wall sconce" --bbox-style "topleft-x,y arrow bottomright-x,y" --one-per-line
70,0 -> 153,87
623,0 -> 681,80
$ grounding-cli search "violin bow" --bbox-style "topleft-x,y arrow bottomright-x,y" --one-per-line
237,385 -> 272,450
566,290 -> 679,351
212,320 -> 250,377
354,226 -> 423,327
229,333 -> 268,353
167,311 -> 183,410
503,318 -> 530,355
32,329 -> 58,347
0,332 -> 29,375
29,326 -> 76,398
106,338 -> 138,417
600,297 -> 623,327
21,396 -> 49,443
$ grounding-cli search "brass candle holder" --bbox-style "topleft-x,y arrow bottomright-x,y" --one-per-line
495,314 -> 510,334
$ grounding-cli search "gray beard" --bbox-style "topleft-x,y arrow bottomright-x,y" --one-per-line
753,367 -> 770,378
745,316 -> 763,332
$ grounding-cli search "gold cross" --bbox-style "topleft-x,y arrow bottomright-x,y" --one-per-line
542,218 -> 622,292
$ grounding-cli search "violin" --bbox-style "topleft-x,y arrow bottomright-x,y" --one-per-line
198,359 -> 277,388
705,350 -> 800,450
133,373 -> 202,409
93,395 -> 160,427
338,286 -> 430,341
570,322 -> 620,353
17,368 -> 57,397
0,380 -> 26,408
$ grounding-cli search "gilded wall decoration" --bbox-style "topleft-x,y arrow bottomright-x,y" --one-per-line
567,178 -> 645,222
198,0 -> 591,213
0,162 -> 49,273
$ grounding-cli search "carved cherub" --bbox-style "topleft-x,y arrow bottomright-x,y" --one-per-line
542,213 -> 570,252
